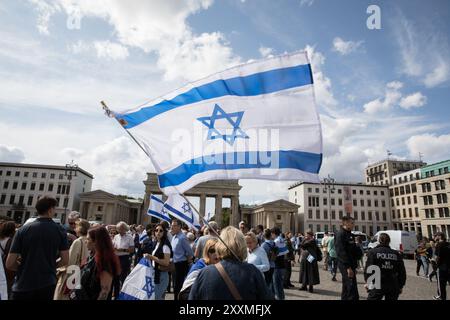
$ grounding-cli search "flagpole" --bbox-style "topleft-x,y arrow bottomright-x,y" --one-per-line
181,194 -> 242,262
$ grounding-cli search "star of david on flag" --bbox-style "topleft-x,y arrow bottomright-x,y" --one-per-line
197,103 -> 249,145
163,194 -> 201,231
110,51 -> 322,195
118,258 -> 155,300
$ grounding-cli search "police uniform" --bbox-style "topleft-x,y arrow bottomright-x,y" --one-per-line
364,244 -> 406,300
335,227 -> 362,300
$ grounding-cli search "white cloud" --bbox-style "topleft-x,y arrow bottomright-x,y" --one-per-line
394,13 -> 450,87
30,0 -> 240,81
332,37 -> 363,55
300,0 -> 314,7
29,0 -> 60,35
0,145 -> 25,163
94,40 -> 129,60
304,45 -> 338,110
363,81 -> 403,114
399,92 -> 427,110
259,46 -> 274,58
407,133 -> 450,164
62,147 -> 86,159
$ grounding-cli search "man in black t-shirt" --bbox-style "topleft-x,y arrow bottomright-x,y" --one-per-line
6,196 -> 69,300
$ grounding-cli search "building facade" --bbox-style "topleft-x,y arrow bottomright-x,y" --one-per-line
0,162 -> 93,224
289,182 -> 392,236
79,190 -> 142,225
365,159 -> 426,186
389,169 -> 422,237
417,160 -> 450,239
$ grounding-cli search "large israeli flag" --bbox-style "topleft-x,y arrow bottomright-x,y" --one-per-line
147,195 -> 171,222
164,194 -> 201,231
0,254 -> 7,300
112,51 -> 322,194
118,258 -> 155,300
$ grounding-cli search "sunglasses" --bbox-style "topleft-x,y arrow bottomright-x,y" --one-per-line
155,229 -> 164,233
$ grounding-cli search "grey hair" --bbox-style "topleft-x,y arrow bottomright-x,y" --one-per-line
68,211 -> 81,220
116,221 -> 130,232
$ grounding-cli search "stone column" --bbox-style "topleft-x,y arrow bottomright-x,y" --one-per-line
215,194 -> 223,227
200,194 -> 206,218
231,195 -> 240,227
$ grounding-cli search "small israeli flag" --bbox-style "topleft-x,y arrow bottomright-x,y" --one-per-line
164,194 -> 201,231
118,258 -> 155,300
147,195 -> 171,222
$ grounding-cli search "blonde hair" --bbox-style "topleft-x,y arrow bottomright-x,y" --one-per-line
202,238 -> 218,264
75,219 -> 90,236
216,226 -> 247,261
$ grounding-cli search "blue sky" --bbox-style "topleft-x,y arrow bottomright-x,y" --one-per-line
0,0 -> 449,207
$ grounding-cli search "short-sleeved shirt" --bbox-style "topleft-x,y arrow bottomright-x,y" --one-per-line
113,233 -> 135,256
151,242 -> 171,268
10,217 -> 69,292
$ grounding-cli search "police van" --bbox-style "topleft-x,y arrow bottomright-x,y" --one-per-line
368,230 -> 418,258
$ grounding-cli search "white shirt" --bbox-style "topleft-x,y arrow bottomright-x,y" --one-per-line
113,233 -> 135,256
151,242 -> 171,268
247,246 -> 270,274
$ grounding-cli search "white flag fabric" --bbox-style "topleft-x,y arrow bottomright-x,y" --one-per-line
0,254 -> 7,300
118,258 -> 155,300
113,51 -> 322,194
164,194 -> 201,231
147,194 -> 171,222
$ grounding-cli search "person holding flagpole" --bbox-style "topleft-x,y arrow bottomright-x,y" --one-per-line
170,219 -> 194,300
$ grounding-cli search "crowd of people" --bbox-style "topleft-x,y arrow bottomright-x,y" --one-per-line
1,196 -> 450,301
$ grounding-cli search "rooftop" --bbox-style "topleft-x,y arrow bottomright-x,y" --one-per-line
0,162 -> 94,179
365,158 -> 425,168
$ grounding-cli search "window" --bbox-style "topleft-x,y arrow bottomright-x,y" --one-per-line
368,211 -> 373,220
323,198 -> 327,206
21,182 -> 27,190
27,196 -> 33,206
368,200 -> 372,207
41,172 -> 46,179
366,190 -> 370,195
360,190 -> 363,195
308,188 -> 312,193
409,208 -> 412,218
63,198 -> 69,208
400,186 -> 405,195
360,199 -> 364,206
48,183 -> 54,192
308,209 -> 312,219
12,181 -> 18,190
354,211 -> 358,220
353,199 -> 357,206
362,226 -> 367,233
317,225 -> 321,232
30,182 -> 36,191
59,174 -> 64,180
414,195 -> 417,204
331,210 -> 336,220
338,189 -> 342,194
406,185 -> 411,194
361,211 -> 365,220
324,210 -> 328,220
407,197 -> 411,205
315,188 -> 319,193
374,190 -> 378,196
9,195 -> 15,205
15,171 -> 20,177
331,198 -> 335,205
0,170 -> 2,176
369,226 -> 373,236
66,185 -> 70,195
339,211 -> 343,219
415,207 -> 419,217
375,211 -> 379,221
401,198 -> 405,205
352,190 -> 356,195
39,183 -> 45,191
396,198 -> 400,206
24,171 -> 29,177
0,194 -> 5,204
6,171 -> 11,176
412,184 -> 417,193
309,224 -> 313,231
403,209 -> 406,218
338,199 -> 343,206
50,173 -> 55,179
316,210 -> 320,219
381,200 -> 386,207
32,172 -> 37,178
56,197 -> 60,207
277,215 -> 282,220
19,195 -> 24,205
392,210 -> 396,219
374,200 -> 378,207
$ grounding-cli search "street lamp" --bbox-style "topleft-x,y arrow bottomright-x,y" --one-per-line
323,174 -> 335,233
63,160 -> 78,223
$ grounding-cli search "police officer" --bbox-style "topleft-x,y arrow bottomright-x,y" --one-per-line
335,216 -> 362,300
433,232 -> 450,300
364,233 -> 406,300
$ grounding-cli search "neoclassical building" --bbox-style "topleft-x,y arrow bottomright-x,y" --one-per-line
79,190 -> 142,225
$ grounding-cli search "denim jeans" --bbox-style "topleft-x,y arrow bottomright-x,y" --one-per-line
155,271 -> 169,300
272,268 -> 285,300
420,256 -> 429,276
328,257 -> 338,277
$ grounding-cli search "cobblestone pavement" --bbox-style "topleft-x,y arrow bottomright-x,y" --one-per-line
284,257 -> 440,300
164,257 -> 443,300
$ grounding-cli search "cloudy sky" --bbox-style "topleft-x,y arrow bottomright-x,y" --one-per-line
1,0 -> 449,208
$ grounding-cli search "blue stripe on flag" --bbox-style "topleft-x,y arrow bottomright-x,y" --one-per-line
150,195 -> 164,204
158,150 -> 322,189
147,210 -> 171,222
117,64 -> 313,129
118,292 -> 140,300
164,204 -> 201,230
